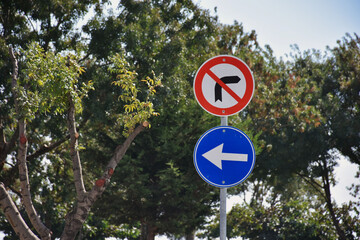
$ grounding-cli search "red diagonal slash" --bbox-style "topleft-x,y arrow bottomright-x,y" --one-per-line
206,69 -> 242,103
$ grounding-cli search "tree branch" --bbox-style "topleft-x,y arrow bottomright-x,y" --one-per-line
91,121 -> 147,195
0,183 -> 40,240
27,114 -> 90,162
27,134 -> 70,162
0,126 -> 19,172
296,172 -> 326,200
60,122 -> 147,240
67,95 -> 86,200
320,158 -> 346,240
9,46 -> 52,240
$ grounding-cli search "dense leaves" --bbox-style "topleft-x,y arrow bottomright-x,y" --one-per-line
202,179 -> 338,240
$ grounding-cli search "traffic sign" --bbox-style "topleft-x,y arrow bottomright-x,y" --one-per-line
193,55 -> 255,116
193,126 -> 255,188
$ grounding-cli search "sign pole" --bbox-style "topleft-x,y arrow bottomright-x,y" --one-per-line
193,55 -> 255,240
220,116 -> 227,240
220,188 -> 227,240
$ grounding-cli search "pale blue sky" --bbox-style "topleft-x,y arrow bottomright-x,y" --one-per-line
197,0 -> 360,58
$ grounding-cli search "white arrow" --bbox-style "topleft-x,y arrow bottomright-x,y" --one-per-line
202,143 -> 248,170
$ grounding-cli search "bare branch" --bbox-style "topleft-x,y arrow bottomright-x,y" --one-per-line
92,122 -> 147,195
28,114 -> 90,162
7,184 -> 22,199
320,158 -> 347,240
296,172 -> 326,200
9,46 -> 18,92
67,95 -> 86,199
9,46 -> 52,240
0,126 -> 19,171
60,122 -> 147,240
27,134 -> 70,162
0,183 -> 40,240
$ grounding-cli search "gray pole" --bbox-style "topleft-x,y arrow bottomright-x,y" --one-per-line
220,187 -> 227,240
220,116 -> 228,240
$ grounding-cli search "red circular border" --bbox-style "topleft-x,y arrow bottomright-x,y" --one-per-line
194,55 -> 254,116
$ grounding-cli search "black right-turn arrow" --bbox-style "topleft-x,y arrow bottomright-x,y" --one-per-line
215,76 -> 241,102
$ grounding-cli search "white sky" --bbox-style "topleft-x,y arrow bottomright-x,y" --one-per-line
104,0 -> 360,57
197,0 -> 360,58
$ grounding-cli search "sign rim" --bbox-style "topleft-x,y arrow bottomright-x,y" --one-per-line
193,55 -> 255,116
193,126 -> 256,188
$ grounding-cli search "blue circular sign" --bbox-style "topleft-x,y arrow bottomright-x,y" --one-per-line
193,126 -> 255,188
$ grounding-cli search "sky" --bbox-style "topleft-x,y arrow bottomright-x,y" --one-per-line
197,0 -> 360,58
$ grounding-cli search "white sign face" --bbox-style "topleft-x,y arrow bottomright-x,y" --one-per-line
193,55 -> 255,116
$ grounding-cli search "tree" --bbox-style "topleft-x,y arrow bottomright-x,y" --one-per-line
2,1 -> 255,238
0,0 -> 105,172
78,1 -> 334,238
81,1 -> 269,239
288,34 -> 360,240
83,1 -> 221,238
221,34 -> 360,240
0,42 -> 160,239
201,177 -> 339,240
0,0 -> 107,51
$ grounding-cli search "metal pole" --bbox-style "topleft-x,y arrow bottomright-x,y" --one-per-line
220,187 -> 227,240
220,116 -> 228,126
220,116 -> 228,240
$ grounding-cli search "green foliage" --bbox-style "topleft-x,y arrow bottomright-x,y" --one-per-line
81,213 -> 140,239
0,0 -> 105,51
84,1 -> 224,238
225,200 -> 332,240
325,34 -> 360,165
108,53 -> 162,136
230,33 -> 360,239
19,42 -> 93,119
201,179 -> 338,240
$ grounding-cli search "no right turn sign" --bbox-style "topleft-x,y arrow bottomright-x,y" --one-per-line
193,55 -> 255,116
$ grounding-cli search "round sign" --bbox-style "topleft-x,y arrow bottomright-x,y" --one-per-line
193,55 -> 254,116
193,126 -> 256,188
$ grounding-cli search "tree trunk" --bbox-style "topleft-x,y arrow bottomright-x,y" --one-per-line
60,195 -> 93,240
140,221 -> 158,240
321,159 -> 347,240
185,231 -> 195,240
